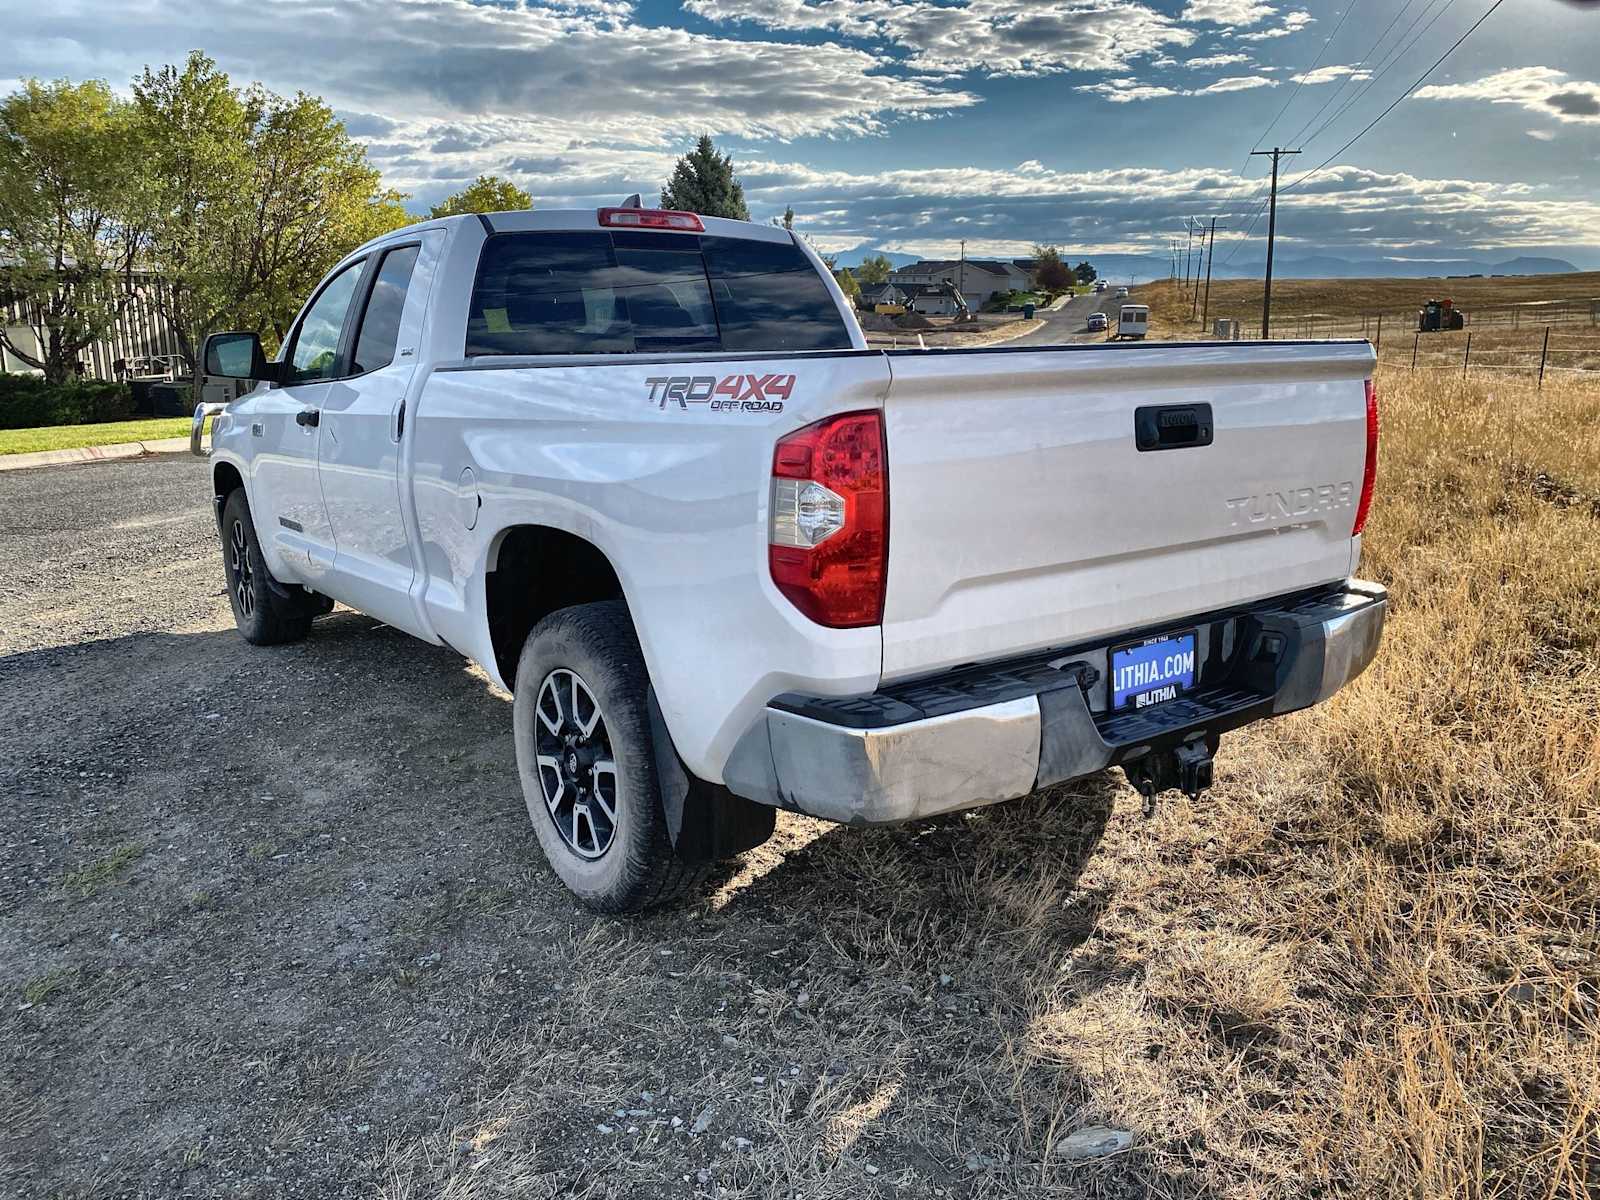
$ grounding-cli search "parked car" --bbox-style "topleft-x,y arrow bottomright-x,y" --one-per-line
1086,311 -> 1108,332
195,205 -> 1385,912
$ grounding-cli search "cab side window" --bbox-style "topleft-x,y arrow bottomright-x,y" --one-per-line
287,260 -> 365,384
351,245 -> 421,375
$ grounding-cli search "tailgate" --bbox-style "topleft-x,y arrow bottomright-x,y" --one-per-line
879,340 -> 1375,680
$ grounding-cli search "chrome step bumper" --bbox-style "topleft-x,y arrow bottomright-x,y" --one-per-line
723,579 -> 1386,825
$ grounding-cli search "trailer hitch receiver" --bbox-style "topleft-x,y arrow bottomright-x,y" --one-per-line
1123,735 -> 1216,816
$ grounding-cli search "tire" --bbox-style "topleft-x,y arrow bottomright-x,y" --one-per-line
219,489 -> 314,646
511,600 -> 706,912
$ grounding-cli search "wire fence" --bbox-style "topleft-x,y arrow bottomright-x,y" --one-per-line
1205,305 -> 1600,386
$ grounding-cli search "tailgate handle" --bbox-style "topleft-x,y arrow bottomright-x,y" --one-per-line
1135,403 -> 1212,452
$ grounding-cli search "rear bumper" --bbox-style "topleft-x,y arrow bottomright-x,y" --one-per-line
722,579 -> 1386,825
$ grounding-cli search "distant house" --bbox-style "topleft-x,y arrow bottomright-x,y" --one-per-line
888,259 -> 1033,310
901,281 -> 969,317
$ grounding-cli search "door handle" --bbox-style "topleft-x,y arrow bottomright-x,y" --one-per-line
295,409 -> 320,428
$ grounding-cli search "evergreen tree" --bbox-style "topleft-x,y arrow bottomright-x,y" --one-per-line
1074,261 -> 1098,284
659,135 -> 749,220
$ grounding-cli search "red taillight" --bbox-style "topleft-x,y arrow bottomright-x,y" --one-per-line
1353,378 -> 1379,536
768,411 -> 887,628
597,207 -> 704,232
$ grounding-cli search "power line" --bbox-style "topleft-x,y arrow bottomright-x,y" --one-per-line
1247,0 -> 1363,159
1223,0 -> 1430,257
1219,0 -> 1506,269
1299,0 -> 1455,149
1214,0 -> 1362,231
1280,0 -> 1430,151
1284,0 -> 1509,195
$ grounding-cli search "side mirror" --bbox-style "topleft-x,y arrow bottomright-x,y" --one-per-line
203,331 -> 282,383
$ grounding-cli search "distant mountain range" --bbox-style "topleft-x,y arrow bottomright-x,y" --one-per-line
830,247 -> 1583,284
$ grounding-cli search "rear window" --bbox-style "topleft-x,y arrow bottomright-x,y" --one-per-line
466,230 -> 852,357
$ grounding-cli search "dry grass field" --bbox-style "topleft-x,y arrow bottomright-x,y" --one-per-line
1137,276 -> 1600,375
1155,271 -> 1600,329
3,327 -> 1597,1199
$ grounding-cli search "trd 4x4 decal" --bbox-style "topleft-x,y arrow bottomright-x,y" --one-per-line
645,374 -> 792,413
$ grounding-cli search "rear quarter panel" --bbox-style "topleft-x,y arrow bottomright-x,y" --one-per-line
410,352 -> 890,781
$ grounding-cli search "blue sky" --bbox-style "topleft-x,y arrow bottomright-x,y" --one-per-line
8,0 -> 1600,266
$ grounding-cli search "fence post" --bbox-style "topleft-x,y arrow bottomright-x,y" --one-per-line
1463,331 -> 1471,378
1375,313 -> 1382,350
1538,326 -> 1550,389
1411,332 -> 1419,369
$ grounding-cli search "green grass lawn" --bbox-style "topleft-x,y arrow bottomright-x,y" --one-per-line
0,416 -> 195,456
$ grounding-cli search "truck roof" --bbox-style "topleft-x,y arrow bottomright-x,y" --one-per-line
355,208 -> 798,256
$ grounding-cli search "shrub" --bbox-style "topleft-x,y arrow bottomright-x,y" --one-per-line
0,374 -> 134,430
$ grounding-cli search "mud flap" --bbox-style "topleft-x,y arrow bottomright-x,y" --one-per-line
648,688 -> 776,863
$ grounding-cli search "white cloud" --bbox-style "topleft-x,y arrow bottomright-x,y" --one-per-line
8,0 -> 977,147
1527,129 -> 1556,141
1075,80 -> 1186,102
721,158 -> 1600,257
1184,53 -> 1252,68
683,0 -> 1197,76
1415,67 -> 1600,125
1291,64 -> 1373,85
1076,74 -> 1276,101
1197,75 -> 1278,93
1236,10 -> 1313,39
1180,0 -> 1275,27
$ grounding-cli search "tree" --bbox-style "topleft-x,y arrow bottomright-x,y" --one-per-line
1033,245 -> 1073,293
428,175 -> 531,219
1074,260 -> 1097,285
834,267 -> 860,305
0,79 -> 149,383
855,253 -> 893,286
781,204 -> 794,231
659,134 -> 749,220
131,52 -> 411,376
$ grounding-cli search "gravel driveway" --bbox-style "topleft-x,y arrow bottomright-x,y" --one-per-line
1,453 -> 1139,1199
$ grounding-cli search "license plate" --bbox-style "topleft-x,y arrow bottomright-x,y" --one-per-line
1111,632 -> 1196,711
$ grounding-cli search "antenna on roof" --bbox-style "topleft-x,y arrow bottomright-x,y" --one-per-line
619,193 -> 643,208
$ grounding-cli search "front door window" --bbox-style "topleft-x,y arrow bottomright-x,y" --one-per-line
288,262 -> 365,383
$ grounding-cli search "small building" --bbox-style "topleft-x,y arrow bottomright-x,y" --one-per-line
888,258 -> 1033,310
1,269 -> 183,381
857,283 -> 909,312
902,281 -> 969,317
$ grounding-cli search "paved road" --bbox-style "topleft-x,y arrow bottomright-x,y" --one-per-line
1006,290 -> 1125,348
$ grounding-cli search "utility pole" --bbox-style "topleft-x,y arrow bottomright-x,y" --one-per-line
959,238 -> 966,302
1250,147 -> 1300,338
1200,216 -> 1226,329
1182,219 -> 1196,295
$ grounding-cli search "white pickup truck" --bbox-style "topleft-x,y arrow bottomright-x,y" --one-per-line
195,205 -> 1385,912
